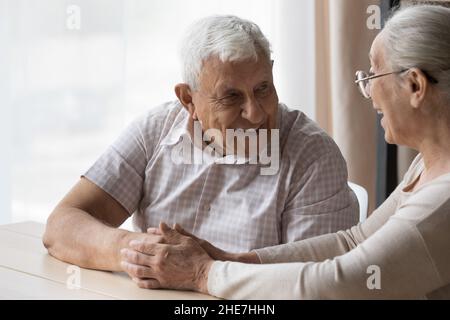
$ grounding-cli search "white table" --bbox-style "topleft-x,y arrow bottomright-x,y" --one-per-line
0,221 -> 216,300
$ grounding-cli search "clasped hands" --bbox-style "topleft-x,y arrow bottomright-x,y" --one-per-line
119,222 -> 230,294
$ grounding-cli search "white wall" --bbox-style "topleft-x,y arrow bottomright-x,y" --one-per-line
0,0 -> 316,225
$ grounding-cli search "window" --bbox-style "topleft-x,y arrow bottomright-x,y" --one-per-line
0,0 -> 315,224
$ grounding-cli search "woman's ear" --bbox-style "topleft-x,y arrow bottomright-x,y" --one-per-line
406,68 -> 428,109
175,84 -> 198,120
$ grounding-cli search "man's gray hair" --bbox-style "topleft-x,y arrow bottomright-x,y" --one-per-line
383,5 -> 450,104
179,15 -> 272,90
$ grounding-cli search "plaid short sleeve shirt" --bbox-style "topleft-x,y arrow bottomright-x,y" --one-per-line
84,101 -> 358,252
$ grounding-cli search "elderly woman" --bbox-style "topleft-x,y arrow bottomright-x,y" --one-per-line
120,5 -> 450,299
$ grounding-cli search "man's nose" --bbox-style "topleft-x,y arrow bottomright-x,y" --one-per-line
241,98 -> 265,125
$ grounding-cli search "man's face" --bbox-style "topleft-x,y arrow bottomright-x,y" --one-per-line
190,54 -> 279,153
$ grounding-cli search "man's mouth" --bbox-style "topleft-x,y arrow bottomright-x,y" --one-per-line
235,123 -> 267,131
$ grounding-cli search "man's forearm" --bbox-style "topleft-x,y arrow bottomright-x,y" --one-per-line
43,207 -> 133,271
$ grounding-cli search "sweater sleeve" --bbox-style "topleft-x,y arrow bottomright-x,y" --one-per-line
207,215 -> 441,299
207,178 -> 450,300
254,182 -> 402,264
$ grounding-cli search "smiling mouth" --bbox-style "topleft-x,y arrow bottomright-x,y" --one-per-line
236,123 -> 267,131
374,109 -> 383,115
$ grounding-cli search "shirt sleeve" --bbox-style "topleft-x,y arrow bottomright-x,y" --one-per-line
280,148 -> 359,243
83,117 -> 151,215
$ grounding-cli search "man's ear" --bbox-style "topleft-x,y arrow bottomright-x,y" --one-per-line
175,84 -> 197,120
406,68 -> 428,109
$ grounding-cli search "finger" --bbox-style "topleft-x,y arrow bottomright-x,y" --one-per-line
120,248 -> 155,267
159,222 -> 182,242
159,221 -> 172,234
145,234 -> 165,244
121,261 -> 155,279
129,240 -> 163,255
132,277 -> 161,289
147,227 -> 162,235
174,223 -> 196,239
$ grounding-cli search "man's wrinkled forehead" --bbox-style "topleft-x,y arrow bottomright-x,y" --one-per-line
199,56 -> 273,90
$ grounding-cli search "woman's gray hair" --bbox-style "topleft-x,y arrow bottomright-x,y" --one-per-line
179,15 -> 272,90
383,5 -> 450,103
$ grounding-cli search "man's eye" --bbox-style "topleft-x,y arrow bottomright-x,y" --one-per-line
219,94 -> 240,105
256,84 -> 270,96
258,85 -> 268,91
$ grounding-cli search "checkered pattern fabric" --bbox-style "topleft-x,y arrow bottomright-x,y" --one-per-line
84,101 -> 358,253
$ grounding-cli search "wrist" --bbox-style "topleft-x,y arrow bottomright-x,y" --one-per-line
234,251 -> 261,264
114,229 -> 133,271
196,259 -> 214,294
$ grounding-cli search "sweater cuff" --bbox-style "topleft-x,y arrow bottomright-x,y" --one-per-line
252,247 -> 275,264
207,260 -> 226,298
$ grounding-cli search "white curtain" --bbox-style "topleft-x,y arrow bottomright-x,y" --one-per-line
314,0 -> 380,213
0,0 -> 12,224
0,0 -> 316,224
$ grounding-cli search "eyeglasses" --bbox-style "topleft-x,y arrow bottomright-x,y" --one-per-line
354,70 -> 406,99
354,69 -> 439,99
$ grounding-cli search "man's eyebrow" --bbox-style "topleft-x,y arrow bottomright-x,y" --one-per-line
255,80 -> 269,87
218,88 -> 238,96
215,83 -> 238,93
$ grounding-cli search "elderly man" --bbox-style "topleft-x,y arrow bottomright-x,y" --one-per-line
43,15 -> 358,277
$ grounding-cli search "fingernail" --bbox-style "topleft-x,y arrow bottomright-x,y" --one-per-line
120,248 -> 128,255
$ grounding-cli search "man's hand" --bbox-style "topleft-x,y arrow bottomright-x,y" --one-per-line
117,231 -> 165,278
148,223 -> 261,264
120,223 -> 213,293
147,223 -> 232,261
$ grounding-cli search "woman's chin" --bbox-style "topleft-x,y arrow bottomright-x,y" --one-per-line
384,133 -> 394,145
381,118 -> 393,143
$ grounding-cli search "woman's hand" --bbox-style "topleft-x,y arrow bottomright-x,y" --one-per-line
147,224 -> 260,264
120,222 -> 214,293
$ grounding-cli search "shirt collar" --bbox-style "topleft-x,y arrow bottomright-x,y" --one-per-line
159,108 -> 191,147
160,105 -> 281,165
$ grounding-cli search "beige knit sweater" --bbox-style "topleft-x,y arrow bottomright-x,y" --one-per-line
207,155 -> 450,299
